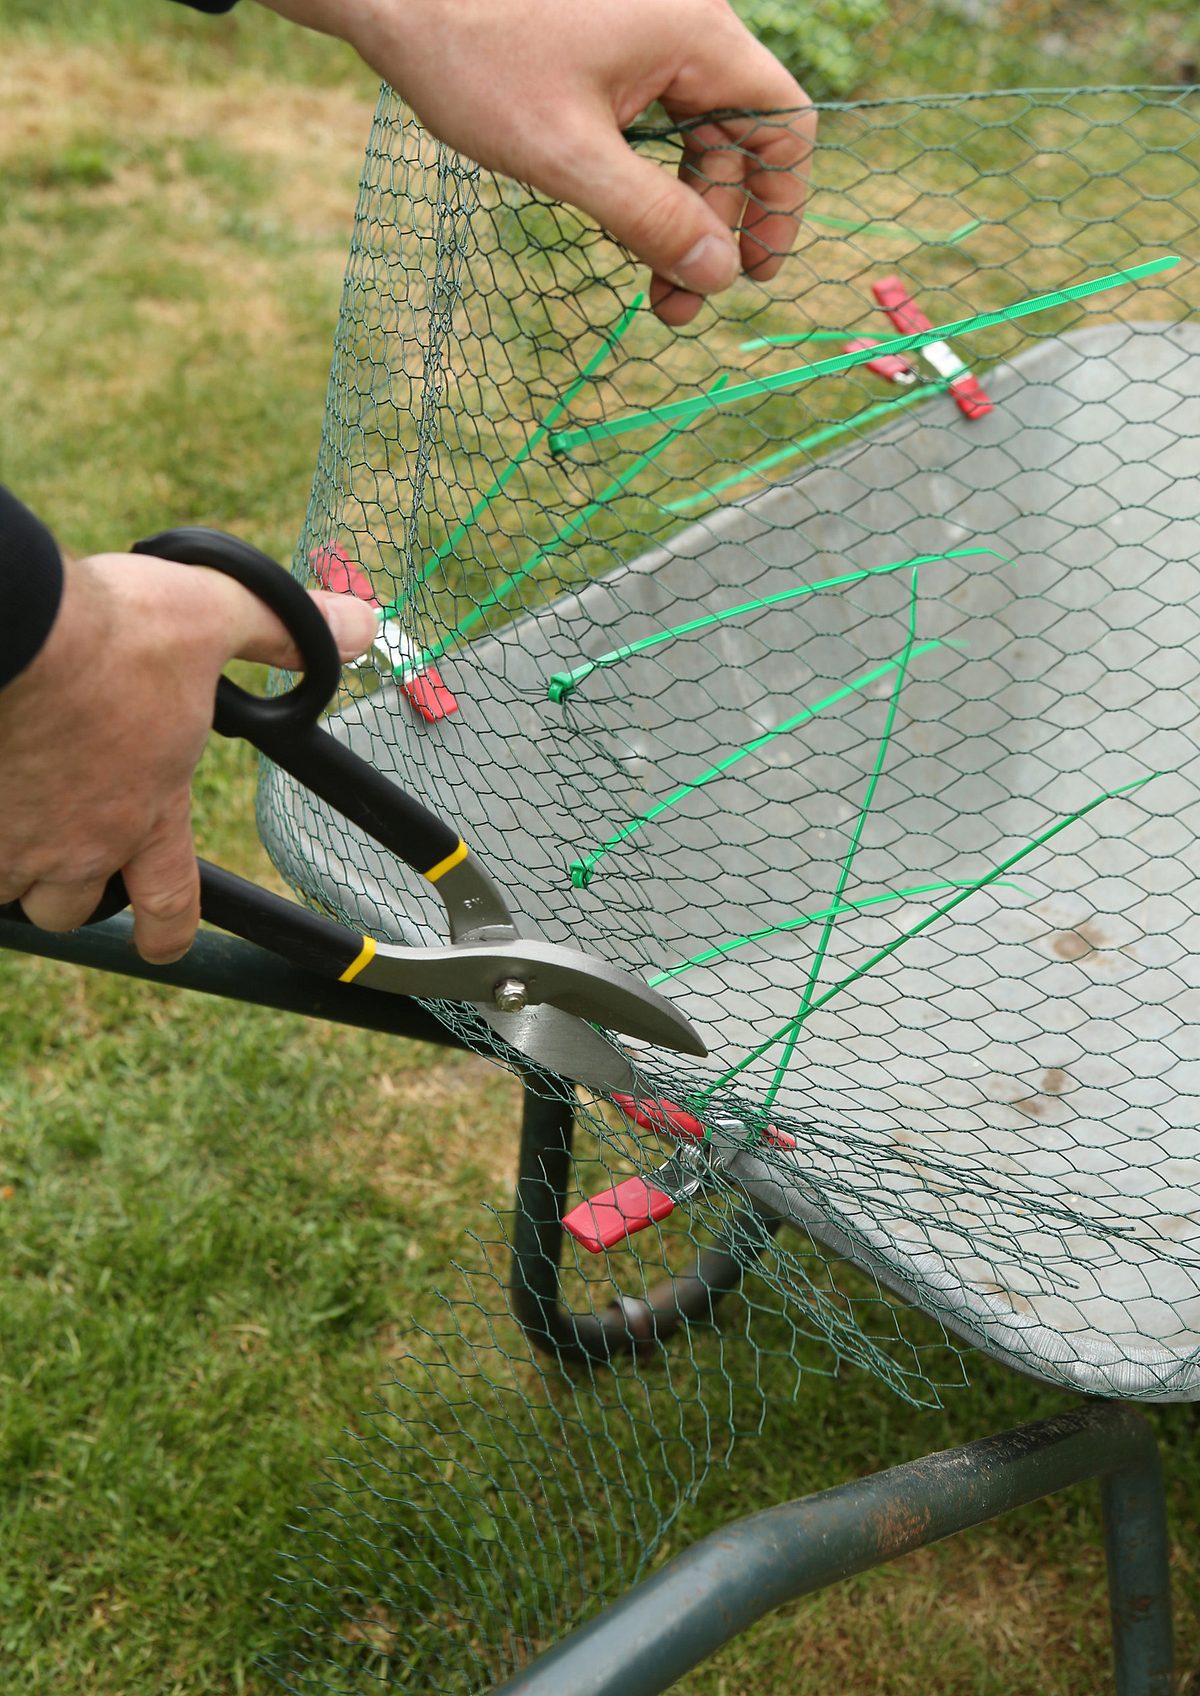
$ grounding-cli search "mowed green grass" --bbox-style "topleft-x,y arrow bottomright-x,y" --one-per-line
1,6 -> 1198,1693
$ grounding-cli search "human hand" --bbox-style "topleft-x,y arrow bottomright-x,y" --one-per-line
0,550 -> 376,963
258,0 -> 814,325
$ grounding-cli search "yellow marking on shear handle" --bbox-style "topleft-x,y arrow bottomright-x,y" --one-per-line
425,839 -> 468,883
339,935 -> 377,983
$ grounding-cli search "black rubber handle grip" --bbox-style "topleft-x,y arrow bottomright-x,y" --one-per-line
0,863 -> 368,980
2,530 -> 466,949
133,526 -> 462,879
198,863 -> 367,978
247,714 -> 462,876
133,527 -> 342,736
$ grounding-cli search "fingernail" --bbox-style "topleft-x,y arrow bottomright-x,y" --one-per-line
144,942 -> 192,966
671,233 -> 739,294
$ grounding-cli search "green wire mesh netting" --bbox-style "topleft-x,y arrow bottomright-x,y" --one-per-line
256,76 -> 1199,1691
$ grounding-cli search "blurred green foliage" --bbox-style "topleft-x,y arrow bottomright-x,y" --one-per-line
732,0 -> 889,97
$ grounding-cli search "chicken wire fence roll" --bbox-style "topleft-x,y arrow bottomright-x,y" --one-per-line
258,83 -> 1199,1691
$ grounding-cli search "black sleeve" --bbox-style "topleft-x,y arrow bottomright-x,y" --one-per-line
169,0 -> 241,11
0,487 -> 65,691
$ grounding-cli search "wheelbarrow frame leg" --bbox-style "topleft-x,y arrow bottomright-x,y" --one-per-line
488,1400 -> 1173,1696
509,1073 -> 780,1366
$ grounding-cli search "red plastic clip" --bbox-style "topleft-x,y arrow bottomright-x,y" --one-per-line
310,541 -> 376,603
397,668 -> 459,722
309,543 -> 459,722
562,1177 -> 676,1254
871,276 -> 994,420
842,335 -> 918,385
610,1092 -> 706,1143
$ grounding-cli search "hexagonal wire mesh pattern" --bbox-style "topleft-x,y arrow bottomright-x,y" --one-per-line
259,80 -> 1199,1691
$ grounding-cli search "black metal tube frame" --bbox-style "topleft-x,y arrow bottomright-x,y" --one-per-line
490,1400 -> 1173,1696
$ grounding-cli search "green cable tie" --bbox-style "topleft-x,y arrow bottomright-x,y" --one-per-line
738,330 -> 850,351
548,545 -> 1005,704
944,216 -> 985,244
421,376 -> 729,664
546,257 -> 1179,455
645,878 -> 1033,987
568,637 -> 952,888
377,291 -> 645,620
763,570 -> 919,1111
663,379 -> 953,516
700,771 -> 1163,1100
805,210 -> 983,245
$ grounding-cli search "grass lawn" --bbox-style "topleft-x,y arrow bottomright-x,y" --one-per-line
1,4 -> 1198,1693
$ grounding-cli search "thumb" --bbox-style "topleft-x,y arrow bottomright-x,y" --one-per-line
311,590 -> 379,662
228,585 -> 378,667
570,133 -> 740,298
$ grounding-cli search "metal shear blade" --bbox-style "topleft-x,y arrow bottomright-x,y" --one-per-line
353,935 -> 707,1057
474,1002 -> 641,1094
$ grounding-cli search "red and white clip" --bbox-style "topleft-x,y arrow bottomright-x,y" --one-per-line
871,275 -> 994,420
562,1095 -> 796,1255
310,543 -> 458,723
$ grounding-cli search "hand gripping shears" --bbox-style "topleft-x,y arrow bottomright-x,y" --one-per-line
4,528 -> 706,1092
